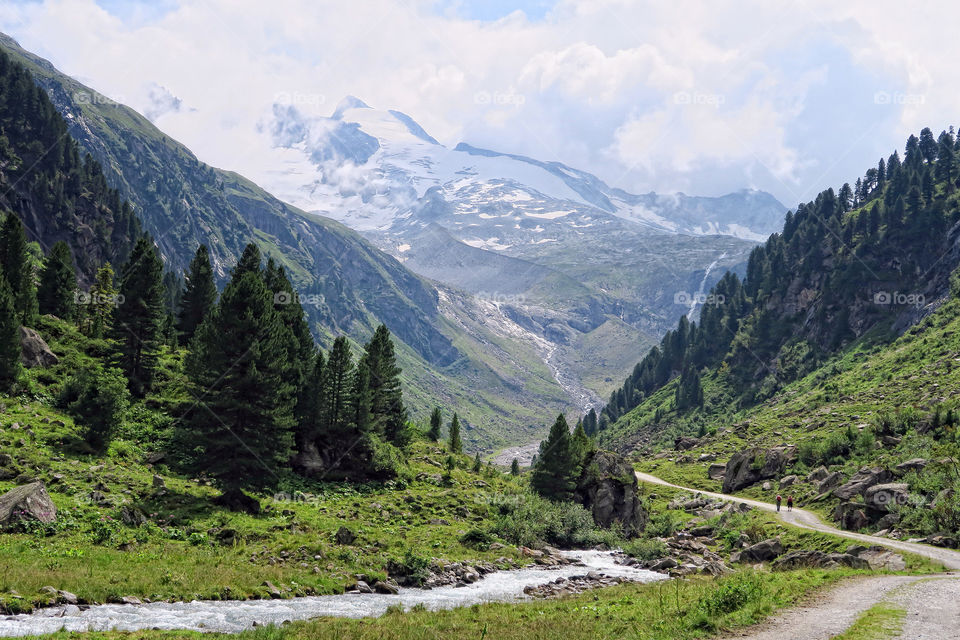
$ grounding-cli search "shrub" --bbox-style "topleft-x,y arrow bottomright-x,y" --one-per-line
491,493 -> 614,548
459,527 -> 495,550
621,537 -> 668,561
58,365 -> 129,451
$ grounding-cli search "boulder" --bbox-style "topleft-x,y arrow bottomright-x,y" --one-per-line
833,502 -> 872,531
18,327 -> 58,368
576,450 -> 647,535
779,475 -> 798,488
152,474 -> 166,490
213,489 -> 261,515
722,447 -> 795,493
863,483 -> 909,512
707,463 -> 726,481
373,580 -> 399,595
817,471 -> 845,493
119,506 -> 147,528
875,513 -> 900,531
674,436 -> 699,451
833,467 -> 892,500
0,482 -> 56,526
849,545 -> 906,571
772,550 -> 869,571
895,458 -> 928,476
806,466 -> 830,483
263,582 -> 282,599
335,526 -> 356,545
731,538 -> 783,563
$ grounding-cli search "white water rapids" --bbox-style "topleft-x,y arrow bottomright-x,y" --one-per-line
0,551 -> 665,636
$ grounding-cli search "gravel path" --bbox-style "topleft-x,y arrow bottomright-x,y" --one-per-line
635,472 -> 960,639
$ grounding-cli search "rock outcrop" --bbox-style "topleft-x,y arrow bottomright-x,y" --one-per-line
0,482 -> 57,526
730,538 -> 783,563
18,326 -> 58,368
771,550 -> 869,570
577,450 -> 647,536
832,467 -> 893,500
722,446 -> 796,493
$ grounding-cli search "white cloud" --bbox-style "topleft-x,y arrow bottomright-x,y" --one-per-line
2,0 -> 960,206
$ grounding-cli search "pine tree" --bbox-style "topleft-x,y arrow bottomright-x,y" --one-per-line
510,458 -> 520,476
322,336 -> 355,440
177,244 -> 217,343
112,236 -> 165,397
233,243 -> 262,278
472,451 -> 482,473
530,414 -> 579,502
351,357 -> 372,433
0,212 -> 37,325
37,241 -> 76,320
448,412 -> 463,454
427,406 -> 442,441
0,279 -> 21,391
185,260 -> 297,491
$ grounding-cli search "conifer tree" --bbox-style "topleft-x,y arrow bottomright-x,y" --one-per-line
510,458 -> 520,476
571,419 -> 593,465
530,414 -> 579,502
37,241 -> 76,320
0,279 -> 21,391
185,256 -> 298,491
472,451 -> 482,473
323,336 -> 355,439
362,324 -> 408,446
427,406 -> 442,441
0,212 -> 37,325
351,357 -> 372,433
177,244 -> 217,343
112,236 -> 165,397
448,412 -> 463,454
86,263 -> 116,338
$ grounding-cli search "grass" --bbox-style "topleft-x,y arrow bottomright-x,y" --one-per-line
11,569 -> 857,640
830,602 -> 906,640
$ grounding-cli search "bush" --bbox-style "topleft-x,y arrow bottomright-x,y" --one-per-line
646,512 -> 679,538
58,365 -> 129,451
459,527 -> 495,550
491,493 -> 614,548
699,571 -> 764,616
621,537 -> 667,561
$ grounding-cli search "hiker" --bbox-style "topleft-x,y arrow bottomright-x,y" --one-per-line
776,494 -> 782,512
787,495 -> 794,511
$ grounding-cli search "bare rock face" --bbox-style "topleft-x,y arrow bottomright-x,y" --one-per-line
730,537 -> 783,563
833,467 -> 893,501
18,326 -> 58,368
576,450 -> 647,536
0,482 -> 57,526
772,550 -> 869,571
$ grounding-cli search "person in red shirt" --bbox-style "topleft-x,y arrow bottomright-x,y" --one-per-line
776,494 -> 782,512
787,495 -> 794,511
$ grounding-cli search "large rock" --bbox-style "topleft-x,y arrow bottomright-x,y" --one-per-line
817,471 -> 845,493
0,482 -> 57,526
707,463 -> 726,481
848,545 -> 906,571
832,467 -> 893,501
674,436 -> 699,451
722,447 -> 796,493
806,466 -> 830,483
731,538 -> 783,563
895,458 -> 928,476
18,326 -> 58,368
772,550 -> 869,571
833,502 -> 872,531
863,483 -> 909,512
576,450 -> 647,536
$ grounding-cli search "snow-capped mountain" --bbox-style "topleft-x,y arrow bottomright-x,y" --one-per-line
264,96 -> 786,243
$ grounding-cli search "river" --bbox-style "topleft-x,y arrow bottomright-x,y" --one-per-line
0,550 -> 665,636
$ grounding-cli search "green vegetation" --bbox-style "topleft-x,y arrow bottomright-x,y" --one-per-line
831,602 -> 906,640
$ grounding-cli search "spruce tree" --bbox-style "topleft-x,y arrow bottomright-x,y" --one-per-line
185,262 -> 297,491
177,244 -> 217,343
37,241 -> 76,320
87,263 -> 116,338
0,279 -> 21,391
427,406 -> 442,441
362,324 -> 408,446
322,336 -> 355,439
510,458 -> 520,476
448,412 -> 463,454
472,451 -> 482,473
571,419 -> 593,465
351,358 -> 372,433
112,236 -> 165,397
0,212 -> 37,325
530,414 -> 579,502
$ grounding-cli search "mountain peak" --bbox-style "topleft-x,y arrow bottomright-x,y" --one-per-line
332,95 -> 371,119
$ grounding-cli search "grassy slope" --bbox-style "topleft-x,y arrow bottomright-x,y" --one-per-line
620,292 -> 960,531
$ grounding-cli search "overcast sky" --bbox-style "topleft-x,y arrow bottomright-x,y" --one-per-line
1,0 -> 955,208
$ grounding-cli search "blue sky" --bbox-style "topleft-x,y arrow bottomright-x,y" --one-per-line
0,0 -> 956,208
